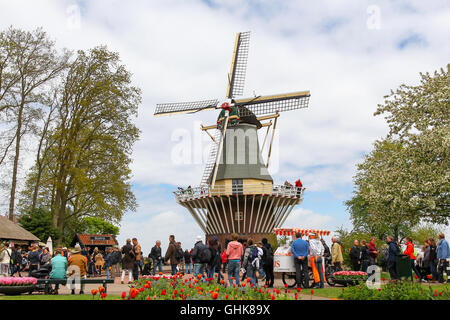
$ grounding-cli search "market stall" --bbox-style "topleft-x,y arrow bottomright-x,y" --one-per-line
272,227 -> 333,288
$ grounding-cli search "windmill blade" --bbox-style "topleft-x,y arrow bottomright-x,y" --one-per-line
234,90 -> 310,117
226,31 -> 250,99
154,99 -> 219,117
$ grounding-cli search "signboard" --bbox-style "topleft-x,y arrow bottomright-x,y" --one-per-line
89,236 -> 110,241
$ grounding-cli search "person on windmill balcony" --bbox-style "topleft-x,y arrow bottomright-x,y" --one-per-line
217,103 -> 239,129
295,179 -> 303,197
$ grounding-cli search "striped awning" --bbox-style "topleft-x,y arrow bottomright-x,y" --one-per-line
273,228 -> 331,237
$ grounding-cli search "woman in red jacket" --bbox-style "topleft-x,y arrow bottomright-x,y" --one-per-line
221,250 -> 227,273
404,237 -> 422,281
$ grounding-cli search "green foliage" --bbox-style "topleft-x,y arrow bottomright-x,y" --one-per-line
410,224 -> 444,245
339,282 -> 450,300
78,217 -> 119,236
18,45 -> 141,241
346,65 -> 449,241
334,227 -> 386,268
18,208 -> 61,242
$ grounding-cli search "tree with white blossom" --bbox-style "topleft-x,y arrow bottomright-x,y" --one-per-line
348,65 -> 449,234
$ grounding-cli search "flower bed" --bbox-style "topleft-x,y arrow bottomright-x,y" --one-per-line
0,277 -> 37,286
119,274 -> 295,300
0,277 -> 37,295
333,271 -> 368,282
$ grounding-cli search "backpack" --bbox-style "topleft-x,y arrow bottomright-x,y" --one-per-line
199,247 -> 212,264
261,245 -> 273,263
110,251 -> 121,265
176,248 -> 183,261
250,246 -> 259,264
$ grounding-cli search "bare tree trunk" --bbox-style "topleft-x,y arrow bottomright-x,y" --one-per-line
8,103 -> 23,220
31,109 -> 53,209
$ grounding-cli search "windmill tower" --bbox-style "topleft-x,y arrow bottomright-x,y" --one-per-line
154,31 -> 310,247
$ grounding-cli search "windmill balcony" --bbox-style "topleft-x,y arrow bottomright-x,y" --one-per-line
174,184 -> 305,202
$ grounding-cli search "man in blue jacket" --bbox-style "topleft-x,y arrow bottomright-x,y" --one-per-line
291,232 -> 309,289
386,236 -> 399,281
437,233 -> 450,283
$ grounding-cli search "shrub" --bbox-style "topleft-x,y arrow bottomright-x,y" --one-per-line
339,281 -> 450,300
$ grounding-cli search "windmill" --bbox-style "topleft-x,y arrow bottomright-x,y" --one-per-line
155,31 -> 310,246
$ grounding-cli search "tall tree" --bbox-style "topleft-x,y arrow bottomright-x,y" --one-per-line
347,65 -> 449,233
373,65 -> 449,224
18,208 -> 61,243
0,27 -> 70,220
20,46 -> 141,242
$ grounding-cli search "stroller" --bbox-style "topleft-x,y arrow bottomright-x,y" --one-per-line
29,265 -> 52,293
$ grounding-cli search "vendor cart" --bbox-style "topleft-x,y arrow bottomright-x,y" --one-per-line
273,228 -> 335,288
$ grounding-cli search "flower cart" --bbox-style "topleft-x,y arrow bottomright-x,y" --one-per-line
0,277 -> 37,295
273,228 -> 333,288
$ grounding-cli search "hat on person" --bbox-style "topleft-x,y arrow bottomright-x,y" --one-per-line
196,235 -> 202,242
72,244 -> 82,254
62,247 -> 67,250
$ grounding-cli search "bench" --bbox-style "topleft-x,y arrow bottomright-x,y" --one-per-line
37,278 -> 114,294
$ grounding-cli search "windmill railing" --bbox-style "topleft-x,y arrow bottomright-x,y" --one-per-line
173,184 -> 305,202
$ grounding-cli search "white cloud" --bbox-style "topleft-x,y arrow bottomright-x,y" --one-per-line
1,0 -> 449,244
117,208 -> 203,254
282,208 -> 334,230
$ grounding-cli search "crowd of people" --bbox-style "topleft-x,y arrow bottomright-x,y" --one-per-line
1,231 -> 449,294
338,233 -> 450,284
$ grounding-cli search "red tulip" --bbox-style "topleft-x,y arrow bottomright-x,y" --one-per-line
91,289 -> 98,295
121,291 -> 127,299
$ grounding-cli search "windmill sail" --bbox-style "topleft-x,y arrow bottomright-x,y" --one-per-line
154,99 -> 219,116
226,31 -> 250,99
200,128 -> 222,186
234,91 -> 310,117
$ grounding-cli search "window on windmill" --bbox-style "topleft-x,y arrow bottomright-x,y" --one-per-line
235,211 -> 243,221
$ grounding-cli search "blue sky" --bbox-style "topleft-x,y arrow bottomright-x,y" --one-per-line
0,0 -> 449,253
